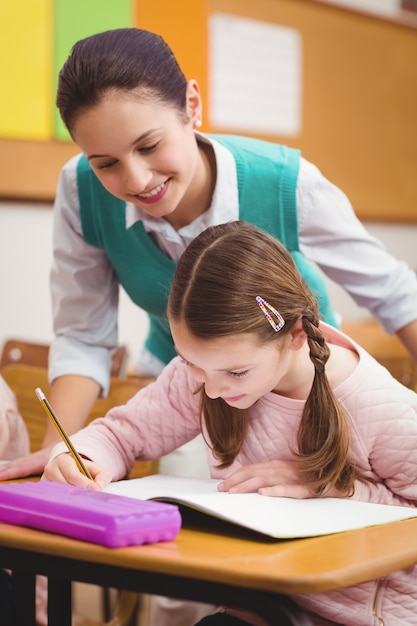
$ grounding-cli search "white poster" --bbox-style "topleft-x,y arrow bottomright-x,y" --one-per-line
209,13 -> 302,136
323,0 -> 400,17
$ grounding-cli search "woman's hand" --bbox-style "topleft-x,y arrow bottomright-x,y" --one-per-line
218,460 -> 314,498
0,447 -> 53,481
42,453 -> 112,490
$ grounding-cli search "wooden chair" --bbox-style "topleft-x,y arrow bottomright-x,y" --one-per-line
341,319 -> 417,390
0,338 -> 129,378
1,363 -> 157,626
1,363 -> 156,464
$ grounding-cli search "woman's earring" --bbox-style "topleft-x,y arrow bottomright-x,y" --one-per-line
195,119 -> 203,128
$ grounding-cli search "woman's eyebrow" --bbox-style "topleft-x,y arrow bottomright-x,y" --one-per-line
87,130 -> 161,160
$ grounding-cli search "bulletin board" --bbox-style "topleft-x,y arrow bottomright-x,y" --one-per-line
209,0 -> 417,223
0,0 -> 416,223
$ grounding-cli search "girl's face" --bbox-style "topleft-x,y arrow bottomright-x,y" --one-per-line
170,322 -> 308,408
71,82 -> 209,229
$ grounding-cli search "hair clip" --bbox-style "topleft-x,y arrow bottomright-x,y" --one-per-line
256,296 -> 285,332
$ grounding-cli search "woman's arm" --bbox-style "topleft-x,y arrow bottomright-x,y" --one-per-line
50,156 -> 120,394
396,319 -> 417,364
297,158 -> 417,363
43,375 -> 101,447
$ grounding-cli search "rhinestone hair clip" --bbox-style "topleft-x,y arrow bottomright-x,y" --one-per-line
256,296 -> 285,332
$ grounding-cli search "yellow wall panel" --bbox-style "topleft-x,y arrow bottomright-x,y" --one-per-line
0,0 -> 52,140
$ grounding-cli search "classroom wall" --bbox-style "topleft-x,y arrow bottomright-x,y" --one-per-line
1,1 -> 416,222
1,201 -> 416,371
1,1 -> 417,369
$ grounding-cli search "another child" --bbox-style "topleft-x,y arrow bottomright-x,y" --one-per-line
0,374 -> 29,461
0,375 -> 37,626
44,221 -> 417,626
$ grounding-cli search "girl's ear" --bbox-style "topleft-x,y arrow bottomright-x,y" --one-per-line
288,318 -> 306,351
185,79 -> 203,127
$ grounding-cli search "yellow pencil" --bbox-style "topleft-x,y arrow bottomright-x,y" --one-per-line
35,387 -> 92,480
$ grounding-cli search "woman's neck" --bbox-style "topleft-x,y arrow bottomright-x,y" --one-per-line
166,139 -> 217,231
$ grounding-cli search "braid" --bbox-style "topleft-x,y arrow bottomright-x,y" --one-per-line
296,311 -> 364,495
302,312 -> 329,375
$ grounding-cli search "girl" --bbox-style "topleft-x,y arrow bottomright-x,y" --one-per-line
44,221 -> 417,626
2,27 -> 416,484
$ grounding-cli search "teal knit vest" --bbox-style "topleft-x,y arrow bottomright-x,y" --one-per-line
77,134 -> 337,364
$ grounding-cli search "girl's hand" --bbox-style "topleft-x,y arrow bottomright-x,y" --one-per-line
42,453 -> 112,490
217,460 -> 314,498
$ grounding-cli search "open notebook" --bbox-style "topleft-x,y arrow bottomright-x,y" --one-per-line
104,474 -> 417,539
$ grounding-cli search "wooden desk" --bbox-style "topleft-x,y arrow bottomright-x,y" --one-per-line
2,512 -> 417,625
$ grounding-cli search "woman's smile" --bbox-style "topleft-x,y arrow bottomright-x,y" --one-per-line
135,179 -> 170,204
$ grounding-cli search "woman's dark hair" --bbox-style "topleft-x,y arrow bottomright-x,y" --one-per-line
168,220 -> 370,496
57,28 -> 187,135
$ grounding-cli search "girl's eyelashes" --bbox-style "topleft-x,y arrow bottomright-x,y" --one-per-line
229,370 -> 249,379
178,357 -> 249,379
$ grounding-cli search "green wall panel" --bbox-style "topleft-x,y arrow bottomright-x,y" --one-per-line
53,0 -> 133,140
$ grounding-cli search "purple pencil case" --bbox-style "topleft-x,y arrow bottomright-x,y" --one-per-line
0,480 -> 181,547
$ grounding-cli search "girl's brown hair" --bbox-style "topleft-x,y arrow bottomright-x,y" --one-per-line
168,221 -> 367,496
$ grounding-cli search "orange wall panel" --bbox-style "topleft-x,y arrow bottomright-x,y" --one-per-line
134,0 -> 210,129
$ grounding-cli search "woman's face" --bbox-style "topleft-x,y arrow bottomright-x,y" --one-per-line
170,322 -> 301,409
71,84 -> 208,228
